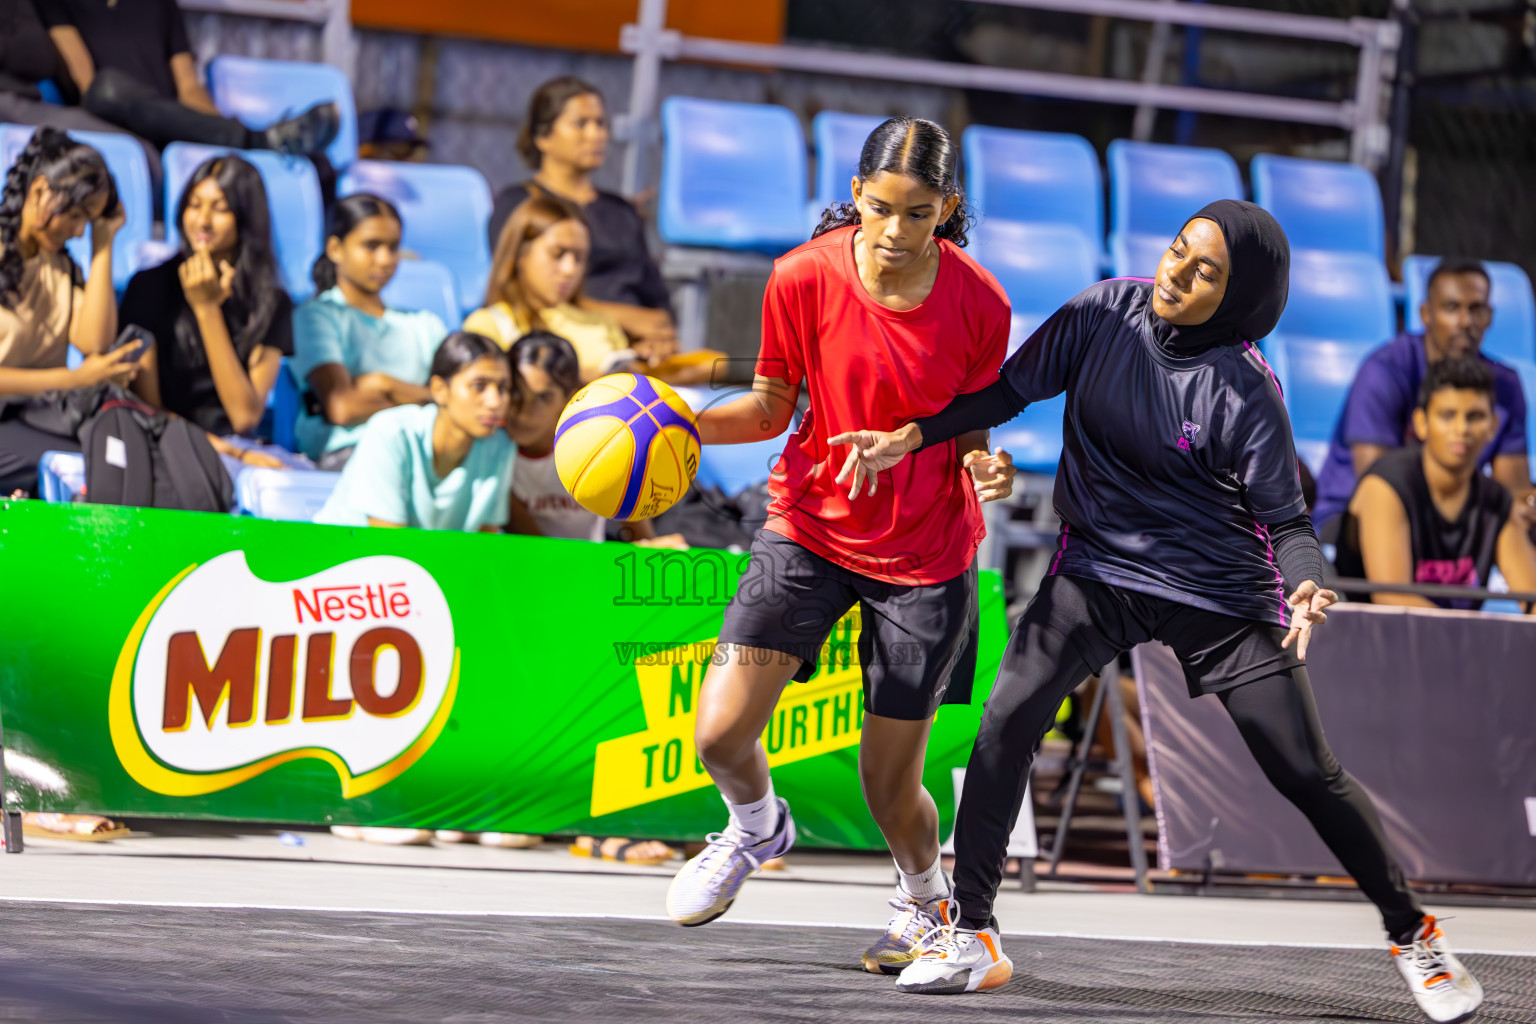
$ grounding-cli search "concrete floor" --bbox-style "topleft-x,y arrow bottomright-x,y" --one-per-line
2,827 -> 1531,957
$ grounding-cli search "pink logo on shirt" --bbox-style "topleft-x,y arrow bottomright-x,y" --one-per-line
1177,420 -> 1201,452
1415,557 -> 1478,586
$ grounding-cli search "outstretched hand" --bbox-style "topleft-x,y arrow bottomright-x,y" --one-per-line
828,425 -> 920,500
1281,579 -> 1337,660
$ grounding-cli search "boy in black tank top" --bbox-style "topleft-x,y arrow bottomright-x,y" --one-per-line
1336,357 -> 1536,611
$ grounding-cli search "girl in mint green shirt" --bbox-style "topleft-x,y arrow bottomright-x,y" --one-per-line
292,194 -> 446,467
315,332 -> 517,532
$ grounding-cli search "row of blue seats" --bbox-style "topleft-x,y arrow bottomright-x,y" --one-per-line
0,127 -> 491,314
658,100 -> 1385,264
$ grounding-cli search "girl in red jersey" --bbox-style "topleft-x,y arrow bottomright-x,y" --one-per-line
665,117 -> 1015,975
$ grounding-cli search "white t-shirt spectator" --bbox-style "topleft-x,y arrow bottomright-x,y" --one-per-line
513,450 -> 604,541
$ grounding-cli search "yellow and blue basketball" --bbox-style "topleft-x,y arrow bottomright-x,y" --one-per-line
553,373 -> 700,521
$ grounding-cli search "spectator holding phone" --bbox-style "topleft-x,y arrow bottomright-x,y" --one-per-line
292,194 -> 445,470
122,154 -> 301,476
0,126 -> 139,495
314,331 -> 516,532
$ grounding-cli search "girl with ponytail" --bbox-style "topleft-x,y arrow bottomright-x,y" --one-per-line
122,155 -> 295,468
0,126 -> 136,495
663,116 -> 1017,963
291,193 -> 447,470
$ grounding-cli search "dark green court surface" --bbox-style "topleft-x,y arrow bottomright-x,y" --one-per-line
0,903 -> 1530,1023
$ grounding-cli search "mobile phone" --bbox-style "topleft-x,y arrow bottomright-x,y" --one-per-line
109,325 -> 154,363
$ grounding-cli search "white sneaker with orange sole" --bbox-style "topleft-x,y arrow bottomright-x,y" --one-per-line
1392,916 -> 1484,1023
894,923 -> 1013,995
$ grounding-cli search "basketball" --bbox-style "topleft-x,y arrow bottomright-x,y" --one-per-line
553,373 -> 701,521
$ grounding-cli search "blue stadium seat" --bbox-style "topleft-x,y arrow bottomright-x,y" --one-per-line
0,123 -> 154,290
969,222 -> 1098,476
1109,232 -> 1172,279
254,358 -> 302,453
1108,140 -> 1243,239
658,97 -> 808,254
672,385 -> 798,495
162,142 -> 323,301
206,56 -> 358,170
37,450 -> 84,503
340,160 -> 492,315
1402,254 -> 1536,365
962,127 -> 1102,244
1250,154 -> 1384,259
1106,140 -> 1242,280
993,393 -> 1069,477
383,258 -> 461,330
236,466 -> 341,521
970,220 -> 1100,355
812,111 -> 885,206
1266,249 -> 1394,473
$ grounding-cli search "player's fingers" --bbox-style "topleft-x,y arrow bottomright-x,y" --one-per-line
827,431 -> 861,448
846,460 -> 865,500
866,465 -> 878,497
834,446 -> 857,486
1297,624 -> 1312,660
1281,624 -> 1299,650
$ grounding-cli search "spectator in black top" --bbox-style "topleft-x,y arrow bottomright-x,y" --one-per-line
36,0 -> 338,158
122,154 -> 301,474
1334,357 -> 1536,612
487,77 -> 677,362
0,0 -> 162,188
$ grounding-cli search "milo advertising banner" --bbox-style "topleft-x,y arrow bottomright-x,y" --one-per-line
0,502 -> 1004,848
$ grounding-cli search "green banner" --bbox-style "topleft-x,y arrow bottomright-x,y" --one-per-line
0,502 -> 1004,849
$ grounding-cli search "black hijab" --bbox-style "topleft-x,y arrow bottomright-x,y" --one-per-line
1149,198 -> 1290,357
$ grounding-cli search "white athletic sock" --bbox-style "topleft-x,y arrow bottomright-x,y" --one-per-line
897,852 -> 948,902
725,782 -> 780,841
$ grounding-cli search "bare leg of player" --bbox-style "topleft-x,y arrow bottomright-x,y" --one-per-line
666,643 -> 800,926
856,714 -> 958,974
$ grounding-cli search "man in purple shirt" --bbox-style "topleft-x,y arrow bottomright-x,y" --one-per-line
1313,258 -> 1534,535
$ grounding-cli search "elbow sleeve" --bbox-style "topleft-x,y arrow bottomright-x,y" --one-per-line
914,378 -> 1026,452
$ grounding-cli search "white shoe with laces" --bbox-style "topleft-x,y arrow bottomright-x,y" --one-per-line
894,921 -> 1013,994
1392,916 -> 1484,1023
861,890 -> 957,975
665,799 -> 795,927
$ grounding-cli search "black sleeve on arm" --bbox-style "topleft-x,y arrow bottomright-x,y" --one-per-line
914,377 -> 1026,452
1268,513 -> 1328,598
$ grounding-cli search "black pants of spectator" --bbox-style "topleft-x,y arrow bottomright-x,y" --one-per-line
81,69 -> 337,210
0,89 -> 163,203
0,418 -> 79,497
82,68 -> 261,151
951,573 -> 1424,940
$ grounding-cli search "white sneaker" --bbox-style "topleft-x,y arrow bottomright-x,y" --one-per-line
354,827 -> 434,846
895,922 -> 1013,995
665,799 -> 795,927
1392,916 -> 1484,1023
861,889 -> 957,975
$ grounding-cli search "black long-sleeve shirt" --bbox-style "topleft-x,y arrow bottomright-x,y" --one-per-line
918,278 -> 1325,624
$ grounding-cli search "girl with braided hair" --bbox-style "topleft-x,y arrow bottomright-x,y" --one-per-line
0,126 -> 140,495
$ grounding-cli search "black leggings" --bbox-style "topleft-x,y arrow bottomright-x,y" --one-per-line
952,574 -> 1423,939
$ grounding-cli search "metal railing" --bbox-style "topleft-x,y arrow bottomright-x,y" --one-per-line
1329,578 -> 1536,607
178,0 -> 353,77
619,0 -> 1401,195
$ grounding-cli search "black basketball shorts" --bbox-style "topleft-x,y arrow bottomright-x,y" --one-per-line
716,529 -> 979,721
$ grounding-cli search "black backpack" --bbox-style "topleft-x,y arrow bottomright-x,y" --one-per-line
80,397 -> 234,513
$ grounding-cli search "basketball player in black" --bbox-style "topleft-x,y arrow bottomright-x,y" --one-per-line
829,200 -> 1484,1022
